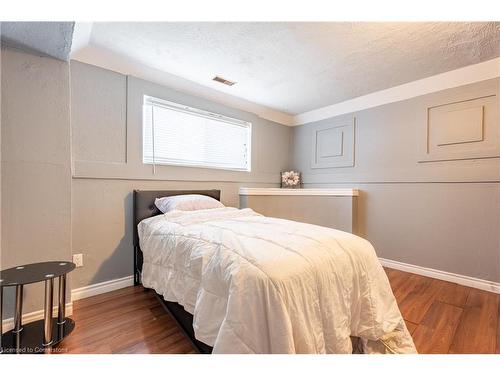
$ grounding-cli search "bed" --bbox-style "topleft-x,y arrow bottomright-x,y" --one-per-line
133,189 -> 416,354
133,189 -> 218,353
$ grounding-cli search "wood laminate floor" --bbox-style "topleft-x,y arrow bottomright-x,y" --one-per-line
57,268 -> 499,354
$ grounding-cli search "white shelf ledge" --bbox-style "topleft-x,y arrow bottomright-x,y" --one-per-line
239,188 -> 359,197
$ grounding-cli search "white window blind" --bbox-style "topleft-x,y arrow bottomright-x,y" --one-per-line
143,96 -> 251,171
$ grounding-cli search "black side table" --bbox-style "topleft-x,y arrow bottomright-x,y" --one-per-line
0,261 -> 76,354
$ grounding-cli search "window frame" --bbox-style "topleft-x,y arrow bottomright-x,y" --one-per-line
142,95 -> 252,172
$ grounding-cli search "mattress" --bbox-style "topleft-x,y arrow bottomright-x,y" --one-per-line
138,207 -> 416,354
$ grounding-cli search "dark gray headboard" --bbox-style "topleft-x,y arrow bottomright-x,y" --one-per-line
132,189 -> 221,284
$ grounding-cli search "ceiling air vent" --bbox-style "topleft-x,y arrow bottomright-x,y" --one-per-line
213,76 -> 236,86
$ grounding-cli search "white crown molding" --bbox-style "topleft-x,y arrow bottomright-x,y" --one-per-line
70,22 -> 93,56
2,303 -> 73,332
71,275 -> 134,301
293,57 -> 500,125
239,187 -> 359,196
380,257 -> 500,294
69,29 -> 500,127
71,44 -> 294,126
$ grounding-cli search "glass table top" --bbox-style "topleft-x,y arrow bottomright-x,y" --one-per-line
0,261 -> 76,287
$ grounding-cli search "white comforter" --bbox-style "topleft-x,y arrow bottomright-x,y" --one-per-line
138,207 -> 416,354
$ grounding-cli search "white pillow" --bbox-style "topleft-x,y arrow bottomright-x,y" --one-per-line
155,194 -> 224,213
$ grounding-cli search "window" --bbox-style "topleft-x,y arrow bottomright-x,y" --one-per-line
143,96 -> 251,171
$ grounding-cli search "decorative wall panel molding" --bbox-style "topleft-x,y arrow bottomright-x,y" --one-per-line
419,94 -> 500,162
311,118 -> 355,169
433,105 -> 484,146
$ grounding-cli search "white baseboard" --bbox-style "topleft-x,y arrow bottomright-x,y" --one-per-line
71,275 -> 134,301
2,303 -> 73,332
4,262 -> 496,332
2,275 -> 134,331
379,257 -> 500,294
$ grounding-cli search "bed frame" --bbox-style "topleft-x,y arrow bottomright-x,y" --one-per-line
133,189 -> 220,354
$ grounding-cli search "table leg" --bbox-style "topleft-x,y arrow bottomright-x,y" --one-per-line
0,286 -> 3,354
43,279 -> 54,346
57,275 -> 66,325
13,285 -> 23,333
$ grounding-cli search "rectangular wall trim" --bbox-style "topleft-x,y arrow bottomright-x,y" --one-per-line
380,258 -> 500,294
310,118 -> 355,169
70,63 -> 291,183
419,93 -> 499,163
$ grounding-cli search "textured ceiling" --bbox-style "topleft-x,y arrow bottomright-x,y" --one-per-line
1,22 -> 75,61
88,22 -> 500,114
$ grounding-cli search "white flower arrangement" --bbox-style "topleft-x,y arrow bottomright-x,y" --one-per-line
281,170 -> 301,188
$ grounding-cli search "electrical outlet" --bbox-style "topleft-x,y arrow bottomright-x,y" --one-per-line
73,253 -> 84,268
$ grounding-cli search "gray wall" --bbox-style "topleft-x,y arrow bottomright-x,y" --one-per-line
1,25 -> 3,276
292,78 -> 500,283
1,47 -> 72,315
70,61 -> 292,289
1,25 -> 3,294
2,47 -> 499,323
240,195 -> 357,234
